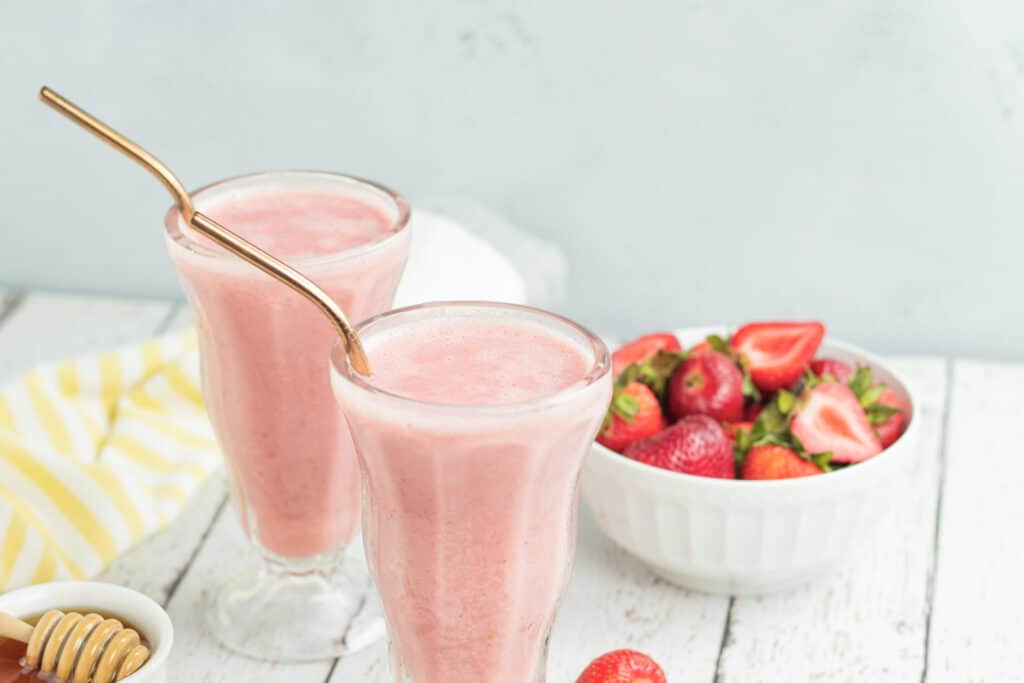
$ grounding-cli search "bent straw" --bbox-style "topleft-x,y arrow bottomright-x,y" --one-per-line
38,86 -> 371,375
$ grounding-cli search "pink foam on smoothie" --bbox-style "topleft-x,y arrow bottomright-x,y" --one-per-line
193,188 -> 393,259
365,318 -> 591,405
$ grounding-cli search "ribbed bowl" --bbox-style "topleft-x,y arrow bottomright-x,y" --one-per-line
581,327 -> 920,595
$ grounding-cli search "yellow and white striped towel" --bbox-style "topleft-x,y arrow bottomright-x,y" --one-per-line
0,329 -> 220,592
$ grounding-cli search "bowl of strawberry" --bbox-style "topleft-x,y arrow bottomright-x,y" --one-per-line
582,321 -> 919,595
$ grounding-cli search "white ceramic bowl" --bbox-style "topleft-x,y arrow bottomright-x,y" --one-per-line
0,581 -> 173,682
582,327 -> 920,595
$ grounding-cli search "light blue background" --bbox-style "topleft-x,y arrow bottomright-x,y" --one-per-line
1,1 -> 1020,358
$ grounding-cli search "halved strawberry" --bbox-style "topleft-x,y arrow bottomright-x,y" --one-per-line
576,650 -> 667,683
612,333 -> 681,377
810,357 -> 853,383
667,350 -> 745,422
624,415 -> 735,478
741,444 -> 823,480
790,382 -> 883,463
874,388 -> 906,448
730,321 -> 825,393
596,382 -> 666,453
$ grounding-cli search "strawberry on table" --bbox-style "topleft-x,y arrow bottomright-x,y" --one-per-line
612,333 -> 681,377
810,357 -> 854,383
597,382 -> 666,453
874,387 -> 906,448
624,414 -> 735,479
576,649 -> 667,683
667,350 -> 745,422
730,321 -> 825,393
790,381 -> 883,463
741,444 -> 824,480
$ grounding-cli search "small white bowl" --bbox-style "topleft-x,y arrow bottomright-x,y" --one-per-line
582,327 -> 920,595
0,581 -> 173,682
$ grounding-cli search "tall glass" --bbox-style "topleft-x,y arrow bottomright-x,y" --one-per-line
164,171 -> 411,661
329,302 -> 612,682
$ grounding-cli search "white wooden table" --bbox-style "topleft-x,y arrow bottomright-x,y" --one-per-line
1,289 -> 1020,682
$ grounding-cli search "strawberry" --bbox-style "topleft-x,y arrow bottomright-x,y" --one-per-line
874,388 -> 906,448
597,382 -> 666,453
744,402 -> 764,421
790,382 -> 883,463
742,444 -> 823,480
667,350 -> 744,422
576,649 -> 667,683
723,421 -> 755,440
730,321 -> 825,393
612,333 -> 681,377
810,358 -> 853,383
690,340 -> 712,354
624,415 -> 735,478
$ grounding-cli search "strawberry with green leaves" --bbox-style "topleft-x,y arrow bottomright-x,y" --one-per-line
730,321 -> 825,393
611,333 -> 681,377
874,388 -> 906,447
596,381 -> 666,453
791,381 -> 882,463
844,366 -> 906,448
730,386 -> 835,478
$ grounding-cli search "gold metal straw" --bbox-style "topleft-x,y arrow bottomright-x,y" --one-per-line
38,86 -> 371,375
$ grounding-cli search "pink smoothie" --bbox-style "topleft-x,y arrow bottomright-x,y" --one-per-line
331,306 -> 611,683
165,173 -> 410,558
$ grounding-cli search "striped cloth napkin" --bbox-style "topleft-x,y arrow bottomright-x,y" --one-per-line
0,329 -> 220,592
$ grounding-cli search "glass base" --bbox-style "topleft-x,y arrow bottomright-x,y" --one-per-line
206,547 -> 385,662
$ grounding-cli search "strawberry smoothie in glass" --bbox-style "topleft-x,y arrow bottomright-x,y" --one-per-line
164,171 -> 410,661
330,302 -> 612,683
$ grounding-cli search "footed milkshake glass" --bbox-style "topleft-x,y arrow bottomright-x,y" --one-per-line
330,302 -> 612,683
164,171 -> 411,661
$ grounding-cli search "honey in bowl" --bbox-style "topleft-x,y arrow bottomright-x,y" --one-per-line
0,611 -> 150,683
0,636 -> 28,683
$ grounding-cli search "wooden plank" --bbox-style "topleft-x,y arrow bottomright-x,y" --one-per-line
925,360 -> 1024,681
0,291 -> 172,381
716,358 -> 948,683
328,503 -> 731,682
552,508 -> 730,681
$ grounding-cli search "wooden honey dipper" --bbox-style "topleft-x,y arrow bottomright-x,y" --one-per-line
0,609 -> 149,682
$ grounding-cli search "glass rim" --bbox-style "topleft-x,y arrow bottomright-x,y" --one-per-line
163,169 -> 411,266
330,300 -> 611,414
